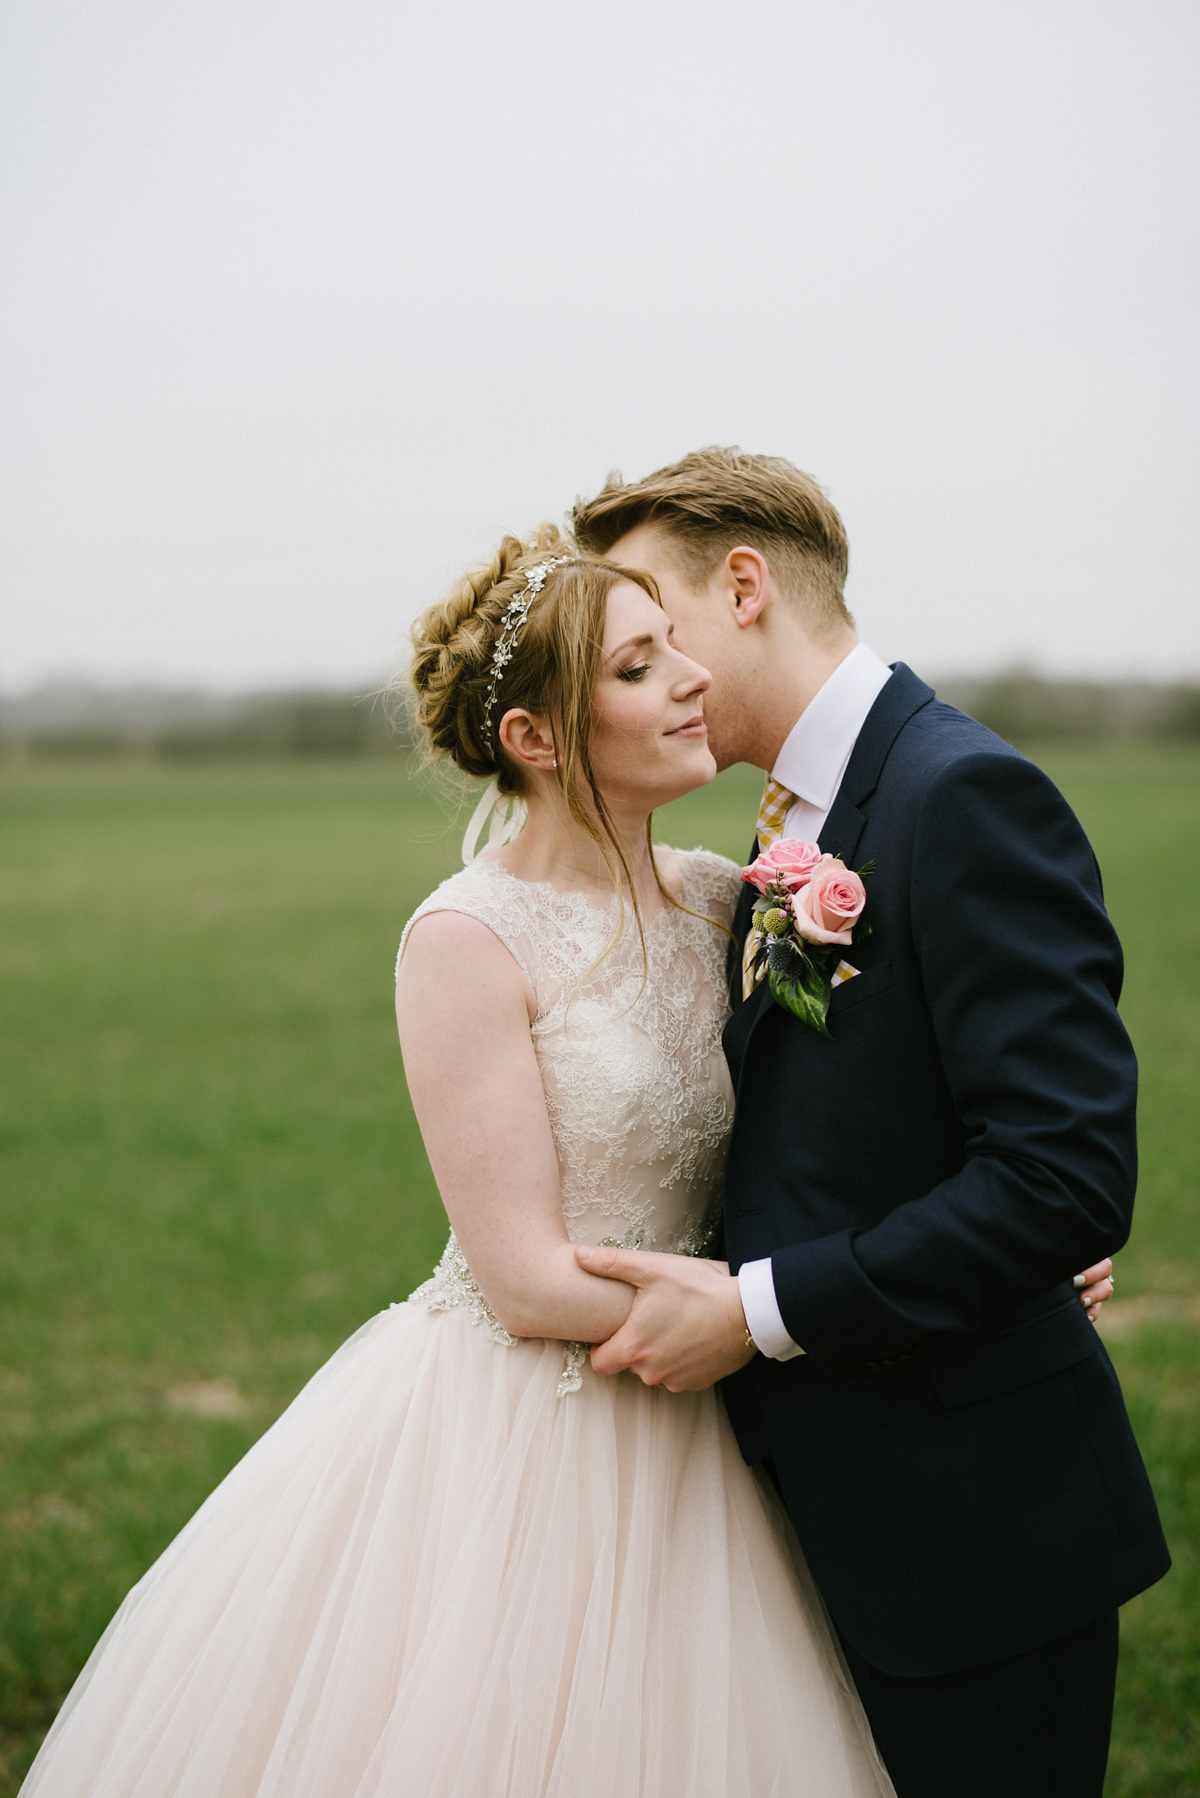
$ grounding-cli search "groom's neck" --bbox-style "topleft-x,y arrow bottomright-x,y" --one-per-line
736,626 -> 859,773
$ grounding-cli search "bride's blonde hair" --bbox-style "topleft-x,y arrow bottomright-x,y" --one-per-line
405,523 -> 690,956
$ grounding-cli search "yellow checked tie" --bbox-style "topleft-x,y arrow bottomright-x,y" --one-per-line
742,777 -> 796,998
755,776 -> 794,852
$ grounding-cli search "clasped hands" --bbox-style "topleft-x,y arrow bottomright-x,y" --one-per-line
574,1246 -> 1119,1393
574,1246 -> 756,1392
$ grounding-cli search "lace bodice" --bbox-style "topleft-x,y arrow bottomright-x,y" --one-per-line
396,847 -> 742,1389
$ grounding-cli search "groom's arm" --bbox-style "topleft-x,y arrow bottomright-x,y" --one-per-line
770,749 -> 1137,1374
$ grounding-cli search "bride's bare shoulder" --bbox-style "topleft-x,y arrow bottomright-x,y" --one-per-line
397,911 -> 537,1029
397,879 -> 538,1021
401,905 -> 506,962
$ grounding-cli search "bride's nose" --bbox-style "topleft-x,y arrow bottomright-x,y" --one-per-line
673,656 -> 712,698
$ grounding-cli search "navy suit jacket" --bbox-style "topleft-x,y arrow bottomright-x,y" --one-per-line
720,664 -> 1169,1678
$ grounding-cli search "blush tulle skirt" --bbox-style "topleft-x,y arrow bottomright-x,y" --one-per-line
21,1299 -> 893,1798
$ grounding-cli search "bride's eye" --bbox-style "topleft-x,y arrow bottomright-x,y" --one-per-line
617,664 -> 650,683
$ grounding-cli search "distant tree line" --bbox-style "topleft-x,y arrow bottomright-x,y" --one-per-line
0,681 -> 413,756
2,670 -> 1198,756
935,671 -> 1200,743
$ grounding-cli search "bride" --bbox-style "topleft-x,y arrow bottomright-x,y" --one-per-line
20,530 -> 1101,1796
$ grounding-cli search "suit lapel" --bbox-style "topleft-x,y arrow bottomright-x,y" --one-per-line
817,794 -> 867,869
819,663 -> 934,865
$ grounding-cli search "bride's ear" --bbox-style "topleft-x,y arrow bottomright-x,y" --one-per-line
497,708 -> 558,775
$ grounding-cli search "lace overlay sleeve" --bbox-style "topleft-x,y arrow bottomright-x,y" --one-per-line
671,846 -> 742,931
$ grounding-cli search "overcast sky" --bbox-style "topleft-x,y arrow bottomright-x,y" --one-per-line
2,0 -> 1197,689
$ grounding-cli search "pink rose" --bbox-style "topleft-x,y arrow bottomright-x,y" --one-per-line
741,838 -> 823,895
791,855 -> 867,946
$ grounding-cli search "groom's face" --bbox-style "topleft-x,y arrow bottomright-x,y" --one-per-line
605,523 -> 749,771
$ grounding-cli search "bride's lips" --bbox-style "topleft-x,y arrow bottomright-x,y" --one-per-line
665,715 -> 708,739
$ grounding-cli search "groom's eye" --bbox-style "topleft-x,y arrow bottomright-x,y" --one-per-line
617,664 -> 650,682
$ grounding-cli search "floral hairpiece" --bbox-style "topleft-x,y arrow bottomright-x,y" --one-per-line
481,556 -> 570,750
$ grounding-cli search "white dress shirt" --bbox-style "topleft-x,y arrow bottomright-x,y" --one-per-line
737,642 -> 893,1361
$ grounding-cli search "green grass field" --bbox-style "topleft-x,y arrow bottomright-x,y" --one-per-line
1,747 -> 1197,1793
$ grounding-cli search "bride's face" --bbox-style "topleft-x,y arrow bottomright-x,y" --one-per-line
589,581 -> 717,811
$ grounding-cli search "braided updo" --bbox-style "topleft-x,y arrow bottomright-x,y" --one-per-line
409,525 -> 568,791
408,523 -> 659,802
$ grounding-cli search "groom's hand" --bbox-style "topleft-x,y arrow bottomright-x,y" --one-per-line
576,1247 -> 756,1391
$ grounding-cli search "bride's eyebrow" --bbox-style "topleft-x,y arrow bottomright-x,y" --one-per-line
607,624 -> 673,660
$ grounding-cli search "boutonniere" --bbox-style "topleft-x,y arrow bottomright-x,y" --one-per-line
740,841 -> 874,1037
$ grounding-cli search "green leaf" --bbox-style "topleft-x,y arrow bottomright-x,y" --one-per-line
767,958 -> 834,1037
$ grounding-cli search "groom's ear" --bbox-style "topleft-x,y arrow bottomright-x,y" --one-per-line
723,547 -> 771,630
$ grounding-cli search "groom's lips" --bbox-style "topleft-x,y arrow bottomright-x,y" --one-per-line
667,714 -> 707,738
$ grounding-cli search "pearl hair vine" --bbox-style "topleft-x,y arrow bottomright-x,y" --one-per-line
481,556 -> 570,751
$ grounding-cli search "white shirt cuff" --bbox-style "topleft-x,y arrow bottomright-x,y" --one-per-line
738,1258 -> 805,1360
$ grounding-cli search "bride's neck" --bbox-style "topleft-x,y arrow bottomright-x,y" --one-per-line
492,785 -> 662,905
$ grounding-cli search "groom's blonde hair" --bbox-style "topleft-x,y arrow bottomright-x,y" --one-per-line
573,446 -> 853,633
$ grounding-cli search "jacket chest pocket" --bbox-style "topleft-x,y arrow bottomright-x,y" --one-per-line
828,958 -> 895,1018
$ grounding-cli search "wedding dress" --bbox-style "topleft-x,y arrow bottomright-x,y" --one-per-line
22,848 -> 893,1798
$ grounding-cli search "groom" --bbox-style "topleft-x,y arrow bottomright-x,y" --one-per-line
571,449 -> 1169,1797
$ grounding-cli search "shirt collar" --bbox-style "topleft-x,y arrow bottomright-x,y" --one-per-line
770,643 -> 894,813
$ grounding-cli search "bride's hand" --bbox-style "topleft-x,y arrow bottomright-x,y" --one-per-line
1074,1258 -> 1115,1322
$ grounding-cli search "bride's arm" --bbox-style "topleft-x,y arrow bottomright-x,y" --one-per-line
396,909 -> 636,1344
